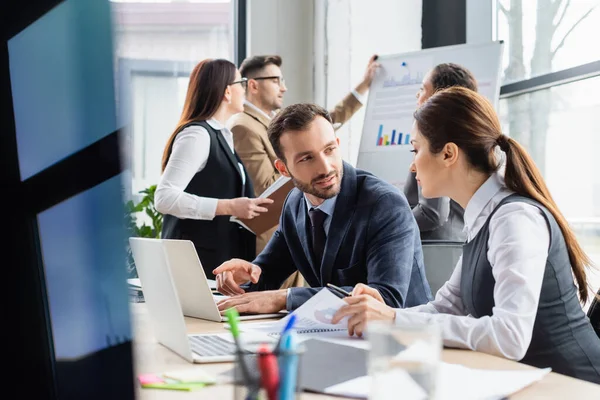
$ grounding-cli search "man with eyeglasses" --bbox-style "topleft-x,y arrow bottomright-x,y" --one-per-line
227,54 -> 380,288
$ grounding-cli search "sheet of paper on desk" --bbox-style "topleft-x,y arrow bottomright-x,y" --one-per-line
325,370 -> 427,400
438,363 -> 551,400
323,362 -> 552,400
240,287 -> 349,337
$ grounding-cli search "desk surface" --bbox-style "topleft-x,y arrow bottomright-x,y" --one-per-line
131,303 -> 600,399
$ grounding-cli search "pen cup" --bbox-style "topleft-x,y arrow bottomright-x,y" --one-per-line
233,343 -> 304,400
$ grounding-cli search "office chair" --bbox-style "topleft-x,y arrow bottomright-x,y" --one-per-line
421,240 -> 464,295
588,288 -> 600,339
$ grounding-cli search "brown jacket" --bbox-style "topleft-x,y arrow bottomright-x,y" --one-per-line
227,92 -> 363,287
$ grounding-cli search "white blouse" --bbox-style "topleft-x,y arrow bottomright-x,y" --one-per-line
154,118 -> 244,220
395,173 -> 551,361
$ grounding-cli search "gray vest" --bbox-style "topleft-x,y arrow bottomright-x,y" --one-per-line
461,194 -> 600,384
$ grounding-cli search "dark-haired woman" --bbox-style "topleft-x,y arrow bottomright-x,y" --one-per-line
333,87 -> 600,384
404,62 -> 478,241
155,59 -> 273,278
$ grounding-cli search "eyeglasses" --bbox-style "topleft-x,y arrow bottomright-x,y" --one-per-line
252,76 -> 286,87
230,77 -> 248,89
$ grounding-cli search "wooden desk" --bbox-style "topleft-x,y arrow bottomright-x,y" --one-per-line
131,303 -> 600,399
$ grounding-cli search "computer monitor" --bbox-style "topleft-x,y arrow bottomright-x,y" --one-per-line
2,1 -> 135,398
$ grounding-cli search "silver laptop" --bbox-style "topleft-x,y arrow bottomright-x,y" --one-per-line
130,237 -> 283,322
129,237 -> 276,363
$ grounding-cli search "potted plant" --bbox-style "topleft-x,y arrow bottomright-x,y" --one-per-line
125,184 -> 162,278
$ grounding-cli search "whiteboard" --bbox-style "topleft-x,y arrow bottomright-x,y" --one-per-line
356,41 -> 504,189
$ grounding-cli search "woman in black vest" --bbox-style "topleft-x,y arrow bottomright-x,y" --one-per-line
155,59 -> 273,280
332,87 -> 600,383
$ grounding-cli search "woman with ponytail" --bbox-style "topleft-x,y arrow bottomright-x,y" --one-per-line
332,86 -> 600,383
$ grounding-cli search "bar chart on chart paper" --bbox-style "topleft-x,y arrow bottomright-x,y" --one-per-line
357,42 -> 504,190
375,125 -> 411,147
357,54 -> 433,189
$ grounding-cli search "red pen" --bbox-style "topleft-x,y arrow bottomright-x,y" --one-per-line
257,343 -> 279,400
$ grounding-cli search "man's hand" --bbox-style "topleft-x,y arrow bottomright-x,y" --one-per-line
331,294 -> 396,337
216,290 -> 287,315
213,258 -> 262,296
355,54 -> 381,94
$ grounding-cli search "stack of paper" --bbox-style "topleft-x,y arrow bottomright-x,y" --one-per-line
138,368 -> 217,391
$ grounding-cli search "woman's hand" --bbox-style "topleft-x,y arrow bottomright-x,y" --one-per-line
331,294 -> 396,337
217,197 -> 274,219
351,283 -> 385,303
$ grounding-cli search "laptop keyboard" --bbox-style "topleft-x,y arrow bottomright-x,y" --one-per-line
189,335 -> 236,357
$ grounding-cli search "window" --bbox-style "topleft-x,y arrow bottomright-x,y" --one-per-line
495,0 -> 600,304
110,0 -> 237,196
496,0 -> 600,84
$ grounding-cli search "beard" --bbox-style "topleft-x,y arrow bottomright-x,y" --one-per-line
289,168 -> 343,200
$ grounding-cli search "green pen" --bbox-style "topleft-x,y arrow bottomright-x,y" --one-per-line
224,308 -> 256,396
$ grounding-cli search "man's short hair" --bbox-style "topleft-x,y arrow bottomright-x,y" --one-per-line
268,103 -> 333,161
430,63 -> 478,92
239,55 -> 283,78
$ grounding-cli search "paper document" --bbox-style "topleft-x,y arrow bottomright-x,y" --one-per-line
437,363 -> 551,400
230,176 -> 294,235
241,288 -> 349,337
323,362 -> 551,400
325,370 -> 427,400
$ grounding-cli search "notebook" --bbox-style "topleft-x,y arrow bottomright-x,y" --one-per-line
240,288 -> 351,338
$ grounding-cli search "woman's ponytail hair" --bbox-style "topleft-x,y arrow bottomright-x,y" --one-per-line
414,87 -> 593,304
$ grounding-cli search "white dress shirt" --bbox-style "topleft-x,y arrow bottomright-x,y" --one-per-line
393,173 -> 550,361
154,118 -> 245,220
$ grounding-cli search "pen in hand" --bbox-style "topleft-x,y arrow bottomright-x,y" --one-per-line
327,283 -> 352,298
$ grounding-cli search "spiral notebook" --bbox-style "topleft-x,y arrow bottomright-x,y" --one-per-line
240,288 -> 350,337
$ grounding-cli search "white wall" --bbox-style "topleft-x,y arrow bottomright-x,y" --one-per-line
247,0 -> 315,106
322,0 -> 423,165
247,0 -> 423,165
466,0 -> 493,44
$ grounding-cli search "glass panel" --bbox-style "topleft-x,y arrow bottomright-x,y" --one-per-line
8,1 -> 117,181
499,75 -> 600,303
38,175 -> 131,360
110,0 -> 233,196
496,0 -> 600,84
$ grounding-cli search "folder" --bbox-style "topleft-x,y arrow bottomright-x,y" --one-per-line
230,176 -> 295,235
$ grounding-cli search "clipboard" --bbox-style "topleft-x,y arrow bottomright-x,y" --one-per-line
230,176 -> 295,235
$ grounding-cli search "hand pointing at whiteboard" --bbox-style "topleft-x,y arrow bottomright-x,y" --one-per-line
355,54 -> 381,95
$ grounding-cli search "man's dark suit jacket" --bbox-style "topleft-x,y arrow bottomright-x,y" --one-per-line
250,161 -> 433,310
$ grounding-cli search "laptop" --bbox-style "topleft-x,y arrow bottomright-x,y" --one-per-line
129,237 -> 283,322
129,237 -> 276,363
